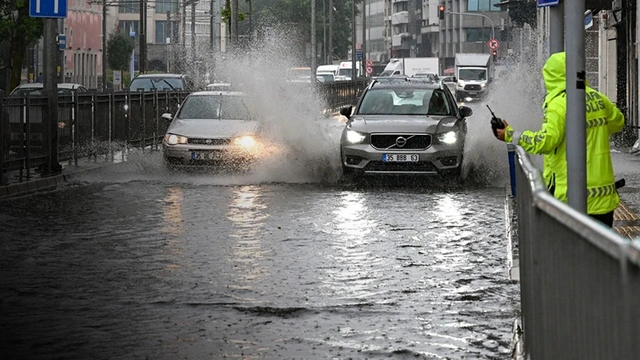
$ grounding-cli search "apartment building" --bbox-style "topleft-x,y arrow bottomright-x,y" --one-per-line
362,0 -> 512,73
63,0 -> 103,88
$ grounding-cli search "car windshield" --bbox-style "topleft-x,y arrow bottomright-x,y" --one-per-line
177,95 -> 251,120
10,85 -> 84,97
458,69 -> 487,81
338,68 -> 353,77
357,88 -> 452,116
130,77 -> 184,91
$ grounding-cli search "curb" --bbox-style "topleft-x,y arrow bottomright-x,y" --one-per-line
0,161 -> 122,200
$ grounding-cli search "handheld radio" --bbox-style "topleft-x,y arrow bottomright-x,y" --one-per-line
487,105 -> 504,137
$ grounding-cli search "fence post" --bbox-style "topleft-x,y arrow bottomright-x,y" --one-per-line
72,89 -> 78,166
25,93 -> 31,181
0,92 -> 4,184
108,89 -> 113,161
507,143 -> 516,197
125,91 -> 130,157
154,91 -> 159,151
91,91 -> 96,161
141,90 -> 146,151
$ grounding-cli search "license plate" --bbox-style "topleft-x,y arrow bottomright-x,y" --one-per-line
191,151 -> 222,160
383,154 -> 419,162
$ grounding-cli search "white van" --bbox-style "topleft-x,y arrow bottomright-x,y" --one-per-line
335,61 -> 362,81
316,64 -> 339,83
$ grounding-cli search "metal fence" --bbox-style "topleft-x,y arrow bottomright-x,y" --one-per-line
515,146 -> 640,359
0,80 -> 368,183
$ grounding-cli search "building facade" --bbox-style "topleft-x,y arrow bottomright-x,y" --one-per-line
63,0 -> 103,88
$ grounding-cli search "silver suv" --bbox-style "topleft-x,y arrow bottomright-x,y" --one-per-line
339,78 -> 473,179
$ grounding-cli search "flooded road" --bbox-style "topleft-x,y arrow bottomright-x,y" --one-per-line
1,169 -> 519,359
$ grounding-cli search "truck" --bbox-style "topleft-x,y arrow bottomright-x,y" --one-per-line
334,61 -> 362,81
378,57 -> 439,78
454,53 -> 492,102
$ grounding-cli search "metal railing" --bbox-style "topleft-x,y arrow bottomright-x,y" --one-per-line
1,81 -> 368,183
515,146 -> 640,359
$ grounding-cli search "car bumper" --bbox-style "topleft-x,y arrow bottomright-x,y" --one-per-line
163,143 -> 257,166
341,142 -> 464,175
456,89 -> 487,101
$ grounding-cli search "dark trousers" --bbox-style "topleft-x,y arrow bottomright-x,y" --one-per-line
589,210 -> 615,228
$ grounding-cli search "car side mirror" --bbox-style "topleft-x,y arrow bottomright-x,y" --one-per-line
458,106 -> 473,118
453,77 -> 457,82
339,105 -> 353,118
162,113 -> 173,121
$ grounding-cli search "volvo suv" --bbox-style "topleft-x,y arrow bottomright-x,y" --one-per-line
339,78 -> 473,179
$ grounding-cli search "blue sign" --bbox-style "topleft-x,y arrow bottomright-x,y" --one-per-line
356,50 -> 363,61
29,0 -> 68,18
537,0 -> 559,7
584,10 -> 593,29
57,34 -> 66,50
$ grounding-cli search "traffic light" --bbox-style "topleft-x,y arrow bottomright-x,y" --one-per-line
439,5 -> 445,20
492,50 -> 498,61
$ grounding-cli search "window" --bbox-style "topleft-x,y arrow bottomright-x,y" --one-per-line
118,0 -> 139,13
465,28 -> 504,41
155,21 -> 180,44
467,0 -> 502,12
155,0 -> 178,14
118,20 -> 139,37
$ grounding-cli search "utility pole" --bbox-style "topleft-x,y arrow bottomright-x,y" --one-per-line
311,0 -> 316,73
328,0 -> 333,64
361,0 -> 366,68
102,0 -> 107,90
210,0 -> 215,50
44,19 -> 62,173
191,0 -> 196,61
248,0 -> 252,39
323,0 -> 326,64
139,0 -> 146,73
182,0 -> 187,47
230,0 -> 238,45
351,0 -> 355,84
167,10 -> 172,72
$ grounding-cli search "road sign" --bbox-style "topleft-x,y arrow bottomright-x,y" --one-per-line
29,0 -> 68,18
488,38 -> 499,50
366,66 -> 373,75
356,50 -> 363,61
537,0 -> 559,7
365,58 -> 373,67
584,10 -> 593,29
57,34 -> 66,50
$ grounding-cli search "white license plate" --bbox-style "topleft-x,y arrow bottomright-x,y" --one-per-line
191,152 -> 222,160
383,154 -> 419,162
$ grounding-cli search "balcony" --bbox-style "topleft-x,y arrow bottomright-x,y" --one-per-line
392,33 -> 410,47
391,11 -> 408,25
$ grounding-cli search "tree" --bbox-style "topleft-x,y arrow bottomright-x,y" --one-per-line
0,0 -> 43,92
221,0 -> 247,26
107,31 -> 135,71
247,0 -> 360,61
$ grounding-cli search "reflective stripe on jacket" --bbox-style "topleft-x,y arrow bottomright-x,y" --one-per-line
504,52 -> 625,215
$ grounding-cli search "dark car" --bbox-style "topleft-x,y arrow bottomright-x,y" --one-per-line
339,78 -> 473,179
128,73 -> 193,92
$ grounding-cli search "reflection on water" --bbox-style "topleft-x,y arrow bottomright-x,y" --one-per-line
227,185 -> 270,284
323,191 -> 383,300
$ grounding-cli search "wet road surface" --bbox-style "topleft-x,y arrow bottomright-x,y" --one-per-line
1,168 -> 519,359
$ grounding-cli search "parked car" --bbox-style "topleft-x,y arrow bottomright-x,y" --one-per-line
412,72 -> 439,82
128,73 -> 193,92
162,91 -> 262,169
339,78 -> 472,179
8,83 -> 88,96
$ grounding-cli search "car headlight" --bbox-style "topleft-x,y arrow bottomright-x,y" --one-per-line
481,83 -> 487,88
233,135 -> 256,148
457,82 -> 464,88
345,130 -> 366,144
164,134 -> 188,145
438,131 -> 458,144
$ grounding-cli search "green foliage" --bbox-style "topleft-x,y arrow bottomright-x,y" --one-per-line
107,31 -> 136,71
0,0 -> 44,91
246,0 -> 360,61
221,0 -> 247,25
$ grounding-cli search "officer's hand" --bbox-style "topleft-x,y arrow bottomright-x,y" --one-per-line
495,119 -> 509,141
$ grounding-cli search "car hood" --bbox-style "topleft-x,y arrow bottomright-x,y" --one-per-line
347,115 -> 460,134
167,119 -> 259,138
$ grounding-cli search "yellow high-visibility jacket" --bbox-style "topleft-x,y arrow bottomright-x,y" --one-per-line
505,52 -> 625,215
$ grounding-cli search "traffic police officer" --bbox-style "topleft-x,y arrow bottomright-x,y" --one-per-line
493,52 -> 625,227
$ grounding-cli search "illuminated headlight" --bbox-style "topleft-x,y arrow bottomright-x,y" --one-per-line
233,135 -> 256,148
123,104 -> 129,111
438,131 -> 458,144
164,134 -> 188,145
346,130 -> 366,144
481,83 -> 487,88
457,82 -> 465,88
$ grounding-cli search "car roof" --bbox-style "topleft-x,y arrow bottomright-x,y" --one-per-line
133,73 -> 185,79
13,83 -> 85,89
369,78 -> 443,89
189,91 -> 245,97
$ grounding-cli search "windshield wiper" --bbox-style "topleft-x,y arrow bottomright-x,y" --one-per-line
158,79 -> 175,90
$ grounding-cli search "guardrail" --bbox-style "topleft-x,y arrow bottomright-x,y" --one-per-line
0,80 -> 369,184
514,146 -> 640,359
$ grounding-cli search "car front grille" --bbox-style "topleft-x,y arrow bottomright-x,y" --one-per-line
370,134 -> 431,150
188,138 -> 232,145
364,161 -> 437,172
464,84 -> 482,91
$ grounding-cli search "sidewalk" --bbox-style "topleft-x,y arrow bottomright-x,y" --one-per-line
0,152 -> 127,200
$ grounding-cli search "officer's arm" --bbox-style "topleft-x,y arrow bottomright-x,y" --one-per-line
604,97 -> 625,134
505,109 -> 564,155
